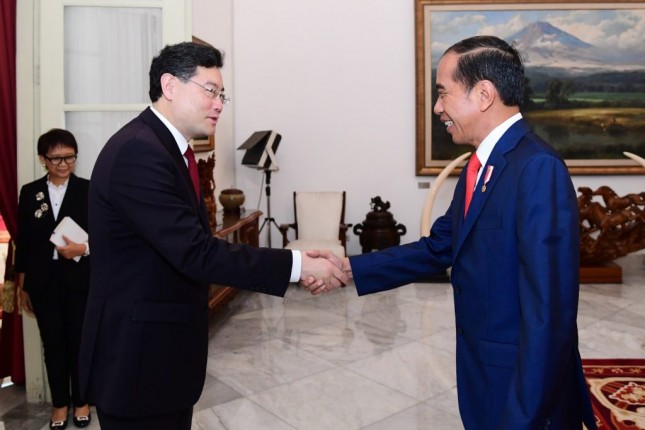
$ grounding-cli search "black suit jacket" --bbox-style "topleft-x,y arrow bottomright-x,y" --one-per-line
79,107 -> 292,417
15,174 -> 90,295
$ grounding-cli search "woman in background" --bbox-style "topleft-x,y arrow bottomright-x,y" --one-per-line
15,129 -> 91,429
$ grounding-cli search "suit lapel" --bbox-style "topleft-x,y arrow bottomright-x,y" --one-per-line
453,119 -> 531,258
139,108 -> 209,228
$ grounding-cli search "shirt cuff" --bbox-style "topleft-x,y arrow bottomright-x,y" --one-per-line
290,250 -> 301,283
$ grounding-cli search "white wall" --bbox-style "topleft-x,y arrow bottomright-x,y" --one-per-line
197,0 -> 643,256
192,0 -> 237,195
233,0 -> 420,255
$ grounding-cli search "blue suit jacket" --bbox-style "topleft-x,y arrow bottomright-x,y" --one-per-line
79,108 -> 293,418
350,119 -> 596,429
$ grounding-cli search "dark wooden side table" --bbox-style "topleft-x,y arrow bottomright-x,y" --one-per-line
208,209 -> 262,311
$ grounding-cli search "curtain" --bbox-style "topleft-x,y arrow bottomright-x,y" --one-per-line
0,0 -> 25,384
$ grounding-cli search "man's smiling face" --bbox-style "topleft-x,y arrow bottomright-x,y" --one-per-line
433,52 -> 481,147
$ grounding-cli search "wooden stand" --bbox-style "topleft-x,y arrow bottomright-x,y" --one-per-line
208,209 -> 262,312
580,261 -> 622,284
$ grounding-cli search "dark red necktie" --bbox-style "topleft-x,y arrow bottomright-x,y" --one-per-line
184,146 -> 201,199
464,153 -> 481,217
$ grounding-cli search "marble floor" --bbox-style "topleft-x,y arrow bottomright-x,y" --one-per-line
1,253 -> 644,429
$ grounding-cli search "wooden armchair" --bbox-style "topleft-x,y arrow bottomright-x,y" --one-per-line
278,191 -> 351,257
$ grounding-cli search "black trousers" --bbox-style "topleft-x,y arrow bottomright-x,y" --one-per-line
97,407 -> 193,430
30,263 -> 88,408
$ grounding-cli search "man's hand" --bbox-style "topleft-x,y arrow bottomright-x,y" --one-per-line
300,250 -> 352,295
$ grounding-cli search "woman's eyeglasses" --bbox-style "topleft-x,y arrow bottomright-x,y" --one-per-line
43,155 -> 77,166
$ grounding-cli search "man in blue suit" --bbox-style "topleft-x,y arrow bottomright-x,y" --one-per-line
307,35 -> 596,429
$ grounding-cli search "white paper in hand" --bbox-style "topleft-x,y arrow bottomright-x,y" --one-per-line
50,216 -> 88,262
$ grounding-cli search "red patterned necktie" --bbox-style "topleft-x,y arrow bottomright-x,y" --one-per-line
184,146 -> 201,199
464,153 -> 481,217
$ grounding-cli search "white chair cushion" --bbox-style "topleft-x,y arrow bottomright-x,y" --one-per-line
295,192 -> 343,241
285,239 -> 345,258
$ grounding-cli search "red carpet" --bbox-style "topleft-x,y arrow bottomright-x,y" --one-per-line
583,359 -> 645,429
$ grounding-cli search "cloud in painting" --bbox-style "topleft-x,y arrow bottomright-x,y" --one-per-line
429,8 -> 644,71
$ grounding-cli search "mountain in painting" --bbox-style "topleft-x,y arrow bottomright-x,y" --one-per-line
506,21 -> 642,72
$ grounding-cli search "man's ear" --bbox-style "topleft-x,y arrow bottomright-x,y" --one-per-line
478,80 -> 496,112
160,73 -> 176,101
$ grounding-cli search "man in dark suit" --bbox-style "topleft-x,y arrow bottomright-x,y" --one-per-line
309,36 -> 596,429
78,42 -> 347,429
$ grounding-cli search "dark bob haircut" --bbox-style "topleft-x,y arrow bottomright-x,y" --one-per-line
37,128 -> 78,156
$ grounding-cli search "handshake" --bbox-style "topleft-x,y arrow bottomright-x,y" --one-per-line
299,250 -> 352,295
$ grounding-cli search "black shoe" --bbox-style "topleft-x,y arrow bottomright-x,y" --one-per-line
73,412 -> 91,428
50,419 -> 68,430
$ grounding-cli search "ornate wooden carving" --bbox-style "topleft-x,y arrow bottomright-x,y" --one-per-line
197,153 -> 217,234
578,186 -> 645,265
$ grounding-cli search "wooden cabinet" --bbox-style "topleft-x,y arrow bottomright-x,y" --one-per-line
214,209 -> 261,246
208,209 -> 262,311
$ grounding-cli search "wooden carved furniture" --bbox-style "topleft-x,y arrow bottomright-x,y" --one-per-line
578,186 -> 645,283
208,209 -> 262,312
197,154 -> 217,234
278,191 -> 350,257
196,152 -> 262,311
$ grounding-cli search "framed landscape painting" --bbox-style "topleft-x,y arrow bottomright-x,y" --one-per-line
415,0 -> 645,175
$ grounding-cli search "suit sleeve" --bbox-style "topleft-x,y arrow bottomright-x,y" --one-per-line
106,136 -> 292,294
502,153 -> 580,426
350,206 -> 454,296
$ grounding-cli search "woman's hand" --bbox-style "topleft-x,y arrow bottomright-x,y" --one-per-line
55,235 -> 88,260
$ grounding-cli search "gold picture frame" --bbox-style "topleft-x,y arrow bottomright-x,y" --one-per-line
192,135 -> 215,153
415,0 -> 645,175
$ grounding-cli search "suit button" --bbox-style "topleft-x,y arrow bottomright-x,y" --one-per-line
456,327 -> 464,335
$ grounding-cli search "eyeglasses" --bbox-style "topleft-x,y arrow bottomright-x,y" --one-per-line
188,80 -> 231,105
44,155 -> 77,166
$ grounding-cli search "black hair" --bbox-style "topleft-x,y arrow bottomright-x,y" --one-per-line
148,42 -> 224,102
37,128 -> 78,156
445,35 -> 525,107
